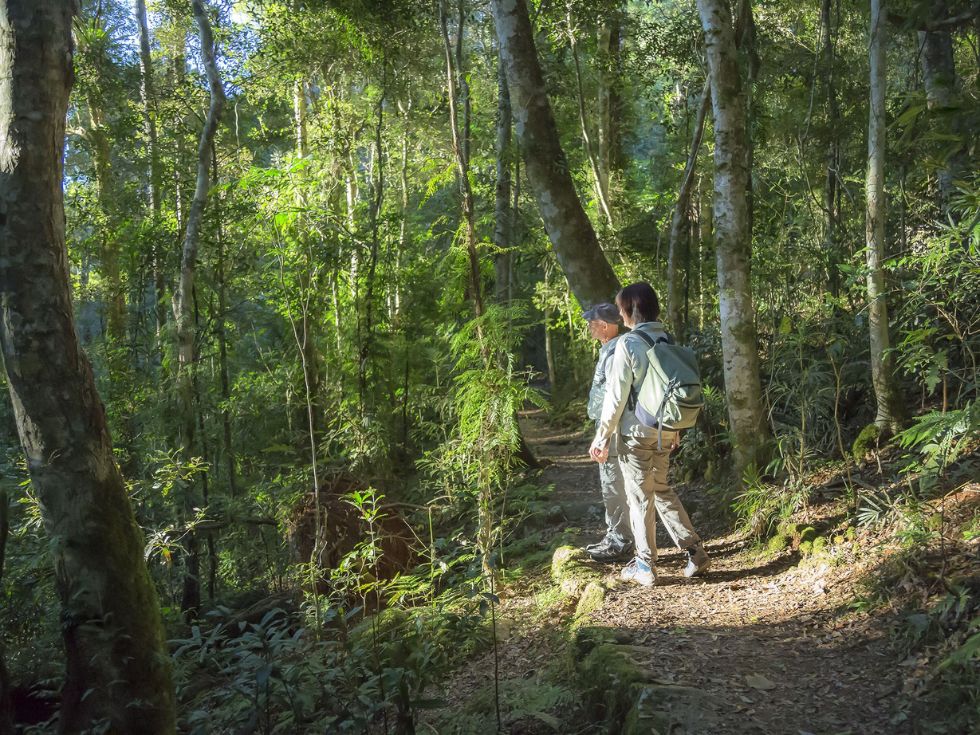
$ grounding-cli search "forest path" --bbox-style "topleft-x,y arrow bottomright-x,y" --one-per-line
435,409 -> 909,734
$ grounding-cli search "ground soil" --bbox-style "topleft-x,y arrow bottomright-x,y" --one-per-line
430,409 -> 940,735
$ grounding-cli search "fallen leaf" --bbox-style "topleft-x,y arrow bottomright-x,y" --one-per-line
745,673 -> 777,691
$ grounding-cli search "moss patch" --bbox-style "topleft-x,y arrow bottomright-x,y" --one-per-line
852,423 -> 882,461
551,546 -> 602,598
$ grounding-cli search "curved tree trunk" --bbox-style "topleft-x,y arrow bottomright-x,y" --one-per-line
697,0 -> 770,474
866,0 -> 905,433
0,2 -> 175,730
491,0 -> 620,308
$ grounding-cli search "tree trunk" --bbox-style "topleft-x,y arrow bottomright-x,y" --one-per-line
491,0 -> 620,308
596,5 -> 623,211
171,0 -> 225,616
441,0 -> 485,320
0,2 -> 175,730
821,0 -> 842,296
697,0 -> 771,474
133,0 -> 166,335
866,0 -> 905,433
494,49 -> 513,304
87,101 -> 126,350
568,8 -> 614,229
918,0 -> 966,216
667,82 -> 710,341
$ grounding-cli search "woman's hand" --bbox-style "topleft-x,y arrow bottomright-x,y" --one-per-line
590,445 -> 609,463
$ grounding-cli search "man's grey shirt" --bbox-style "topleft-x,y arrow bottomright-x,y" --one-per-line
588,335 -> 621,420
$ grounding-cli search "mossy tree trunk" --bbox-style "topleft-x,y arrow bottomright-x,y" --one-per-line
491,0 -> 620,308
697,0 -> 771,475
0,1 -> 175,730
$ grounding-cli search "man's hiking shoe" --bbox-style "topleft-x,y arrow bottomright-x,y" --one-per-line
589,544 -> 633,562
587,536 -> 633,562
620,558 -> 656,587
584,536 -> 609,553
683,543 -> 710,578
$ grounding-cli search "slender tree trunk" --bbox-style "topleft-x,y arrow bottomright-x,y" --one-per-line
667,82 -> 710,341
86,101 -> 127,350
294,80 -> 308,157
441,0 -> 485,319
494,49 -> 513,304
212,146 -> 237,497
697,0 -> 770,474
0,2 -> 175,730
596,5 -> 623,211
134,0 -> 166,335
567,8 -> 614,229
866,0 -> 904,433
359,65 -> 386,406
698,177 -> 712,330
171,0 -> 225,616
822,0 -> 842,296
491,0 -> 620,307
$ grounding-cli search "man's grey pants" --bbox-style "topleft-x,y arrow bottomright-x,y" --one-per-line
615,434 -> 700,564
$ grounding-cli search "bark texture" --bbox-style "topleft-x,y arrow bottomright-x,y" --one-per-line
0,2 -> 175,730
697,0 -> 770,473
866,0 -> 905,432
491,0 -> 620,307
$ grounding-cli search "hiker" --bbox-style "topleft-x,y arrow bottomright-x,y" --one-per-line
582,303 -> 632,562
588,282 -> 710,586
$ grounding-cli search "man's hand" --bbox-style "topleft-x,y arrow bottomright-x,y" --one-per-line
670,432 -> 681,451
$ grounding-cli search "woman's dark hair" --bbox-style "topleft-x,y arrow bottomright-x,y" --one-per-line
616,282 -> 660,323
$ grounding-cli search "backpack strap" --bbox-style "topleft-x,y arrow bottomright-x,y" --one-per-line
625,329 -> 670,411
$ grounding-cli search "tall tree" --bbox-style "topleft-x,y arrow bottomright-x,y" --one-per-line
171,0 -> 225,614
0,1 -> 175,730
865,0 -> 904,432
696,0 -> 771,474
491,0 -> 620,308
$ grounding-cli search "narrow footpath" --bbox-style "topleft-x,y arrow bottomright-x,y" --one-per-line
433,409 -> 916,734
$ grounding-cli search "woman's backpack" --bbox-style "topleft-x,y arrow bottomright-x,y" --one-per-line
626,330 -> 704,447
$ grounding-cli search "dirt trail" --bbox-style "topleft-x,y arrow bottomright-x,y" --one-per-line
437,409 -> 910,734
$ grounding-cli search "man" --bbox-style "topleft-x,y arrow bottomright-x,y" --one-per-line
583,303 -> 633,562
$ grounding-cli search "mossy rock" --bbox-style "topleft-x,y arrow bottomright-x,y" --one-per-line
574,581 -> 606,620
799,526 -> 817,544
852,423 -> 882,461
551,545 -> 602,598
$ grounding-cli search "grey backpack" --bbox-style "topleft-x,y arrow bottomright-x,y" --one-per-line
627,330 -> 704,446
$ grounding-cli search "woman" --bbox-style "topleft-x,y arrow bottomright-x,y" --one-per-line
589,282 -> 710,586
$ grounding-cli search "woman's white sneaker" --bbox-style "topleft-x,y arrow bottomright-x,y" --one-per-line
620,558 -> 656,586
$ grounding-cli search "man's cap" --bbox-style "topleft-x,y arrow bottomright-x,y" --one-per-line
582,303 -> 622,324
